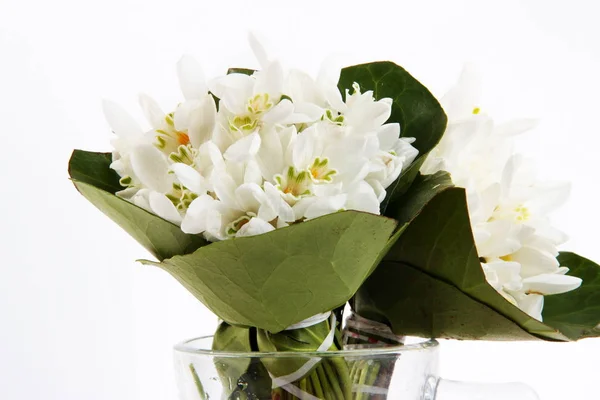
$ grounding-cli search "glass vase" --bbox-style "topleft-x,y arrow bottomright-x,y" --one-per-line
173,336 -> 539,400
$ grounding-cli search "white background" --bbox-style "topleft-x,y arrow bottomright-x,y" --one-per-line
1,0 -> 599,399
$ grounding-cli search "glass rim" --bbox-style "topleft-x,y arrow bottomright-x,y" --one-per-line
174,335 -> 439,359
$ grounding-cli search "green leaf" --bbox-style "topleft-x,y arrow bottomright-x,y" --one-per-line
355,186 -> 570,341
257,317 -> 336,378
68,150 -> 123,194
227,67 -> 256,76
544,252 -> 600,340
141,211 -> 398,332
338,62 -> 448,212
69,150 -> 207,260
385,171 -> 454,224
356,261 -> 538,340
212,323 -> 253,394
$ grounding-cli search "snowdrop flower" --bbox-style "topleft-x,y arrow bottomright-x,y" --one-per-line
423,65 -> 582,320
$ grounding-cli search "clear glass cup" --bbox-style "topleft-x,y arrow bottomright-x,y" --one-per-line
174,336 -> 539,400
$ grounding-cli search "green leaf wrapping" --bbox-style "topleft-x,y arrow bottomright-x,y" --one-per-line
141,211 -> 398,332
338,62 -> 448,212
69,151 -> 208,261
354,186 -> 574,341
544,252 -> 600,340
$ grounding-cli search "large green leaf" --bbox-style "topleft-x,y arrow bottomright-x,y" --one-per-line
338,62 -> 448,212
355,187 -> 571,341
544,252 -> 600,340
69,150 -> 208,260
69,150 -> 122,194
356,262 -> 538,340
141,211 -> 398,332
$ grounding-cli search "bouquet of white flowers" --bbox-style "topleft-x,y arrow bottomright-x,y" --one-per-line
69,35 -> 600,399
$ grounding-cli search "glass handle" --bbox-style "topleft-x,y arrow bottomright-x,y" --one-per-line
435,379 -> 540,400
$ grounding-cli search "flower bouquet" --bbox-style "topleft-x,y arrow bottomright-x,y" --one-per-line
69,35 -> 600,399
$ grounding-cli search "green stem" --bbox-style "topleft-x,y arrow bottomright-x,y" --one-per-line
323,360 -> 344,400
189,364 -> 206,400
316,364 -> 335,399
306,375 -> 314,395
355,362 -> 369,400
331,357 -> 352,399
310,370 -> 325,399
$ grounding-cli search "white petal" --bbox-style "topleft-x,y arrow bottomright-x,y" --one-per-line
224,132 -> 261,162
441,63 -> 482,120
170,163 -> 206,194
102,99 -> 144,139
213,172 -> 239,210
377,123 -> 400,151
346,181 -> 381,215
181,195 -> 217,234
475,220 -> 522,258
257,127 -> 285,181
512,246 -> 560,277
138,94 -> 165,129
130,145 -> 173,193
494,118 -> 539,137
199,140 -> 225,172
304,194 -> 347,220
248,31 -> 270,69
149,192 -> 182,224
527,181 -> 571,215
516,293 -> 544,321
234,183 -> 264,213
244,159 -> 263,185
522,274 -> 582,295
288,102 -> 324,122
317,56 -> 346,112
208,74 -> 254,109
236,217 -> 275,237
473,227 -> 491,245
186,96 -> 217,148
255,61 -> 283,98
263,99 -> 294,124
177,55 -> 207,100
367,179 -> 387,203
485,260 -> 523,291
264,182 -> 295,222
292,127 -> 317,169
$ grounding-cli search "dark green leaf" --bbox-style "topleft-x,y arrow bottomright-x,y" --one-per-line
356,262 -> 538,340
338,62 -> 447,213
68,150 -> 123,194
355,187 -> 570,341
140,211 -> 398,332
385,171 -> 454,224
544,252 -> 600,340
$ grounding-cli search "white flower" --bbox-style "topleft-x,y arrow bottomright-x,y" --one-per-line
103,36 -> 419,244
423,65 -> 582,320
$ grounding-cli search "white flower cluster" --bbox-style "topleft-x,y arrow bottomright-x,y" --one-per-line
104,39 -> 418,242
422,65 -> 582,321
